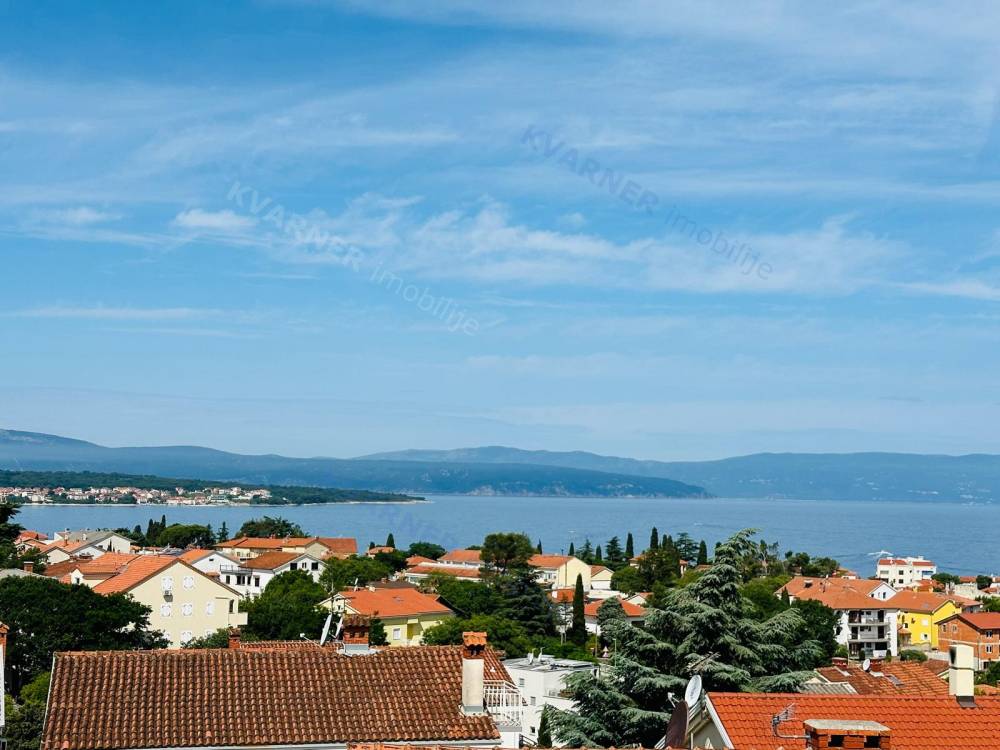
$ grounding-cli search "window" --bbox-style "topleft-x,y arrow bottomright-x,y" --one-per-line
311,562 -> 319,571
180,630 -> 193,643
253,576 -> 260,587
392,627 -> 402,640
518,678 -> 525,687
289,562 -> 297,570
182,603 -> 194,617
988,646 -> 994,654
182,575 -> 194,590
160,604 -> 172,618
205,601 -> 215,615
224,575 -> 231,584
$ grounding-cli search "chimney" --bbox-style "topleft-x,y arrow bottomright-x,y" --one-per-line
804,720 -> 890,750
228,627 -> 241,649
461,631 -> 487,716
868,657 -> 883,676
22,561 -> 34,574
949,644 -> 976,704
342,614 -> 372,655
831,656 -> 848,669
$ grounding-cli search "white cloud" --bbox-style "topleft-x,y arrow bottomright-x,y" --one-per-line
172,209 -> 257,232
898,280 -> 1000,302
32,206 -> 121,225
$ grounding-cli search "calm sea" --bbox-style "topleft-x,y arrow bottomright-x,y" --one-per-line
16,495 -> 999,576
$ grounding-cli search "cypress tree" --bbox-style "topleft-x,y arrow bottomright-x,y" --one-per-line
537,706 -> 553,747
649,527 -> 659,551
570,573 -> 587,645
536,540 -> 543,553
568,541 -> 575,557
385,532 -> 395,548
625,532 -> 634,560
697,539 -> 709,565
218,521 -> 229,543
595,545 -> 603,562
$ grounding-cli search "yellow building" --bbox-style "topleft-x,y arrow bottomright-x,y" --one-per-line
890,590 -> 970,649
325,586 -> 454,646
528,554 -> 592,589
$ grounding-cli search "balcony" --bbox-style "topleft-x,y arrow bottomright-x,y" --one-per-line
484,680 -> 523,726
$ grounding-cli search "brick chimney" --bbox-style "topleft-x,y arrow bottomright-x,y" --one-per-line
22,561 -> 34,574
804,719 -> 891,750
228,627 -> 241,649
461,631 -> 487,716
831,656 -> 848,669
342,614 -> 372,655
949,644 -> 975,704
868,657 -> 884,676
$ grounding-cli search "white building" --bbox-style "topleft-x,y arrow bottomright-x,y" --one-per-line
504,653 -> 598,743
219,550 -> 323,597
876,556 -> 937,589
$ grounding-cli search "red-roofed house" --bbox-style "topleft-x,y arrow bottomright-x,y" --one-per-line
584,597 -> 645,634
780,577 -> 900,658
876,555 -> 937,589
91,556 -> 245,647
939,612 -> 1000,666
326,586 -> 455,646
215,536 -> 357,561
219,550 -> 324,597
527,554 -> 591,589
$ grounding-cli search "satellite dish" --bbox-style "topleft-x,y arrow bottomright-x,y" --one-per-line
862,658 -> 872,672
333,613 -> 344,640
319,611 -> 334,646
663,700 -> 689,749
684,675 -> 703,706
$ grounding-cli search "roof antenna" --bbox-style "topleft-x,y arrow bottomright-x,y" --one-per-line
771,704 -> 808,741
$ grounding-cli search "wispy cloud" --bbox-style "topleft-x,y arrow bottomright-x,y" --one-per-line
172,208 -> 257,232
8,306 -> 222,321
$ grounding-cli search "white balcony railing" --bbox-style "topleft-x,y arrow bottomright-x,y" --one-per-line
484,680 -> 523,726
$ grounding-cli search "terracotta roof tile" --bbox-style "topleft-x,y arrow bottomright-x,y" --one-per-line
527,554 -> 572,568
887,590 -> 963,613
339,588 -> 454,618
44,645 -> 505,750
943,612 -> 1000,631
708,692 -> 1000,750
812,662 -> 948,695
92,556 -> 179,594
584,597 -> 645,618
439,549 -> 482,564
407,564 -> 482,579
239,550 -> 303,570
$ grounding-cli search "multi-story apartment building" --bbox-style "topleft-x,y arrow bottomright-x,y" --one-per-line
876,556 -> 937,589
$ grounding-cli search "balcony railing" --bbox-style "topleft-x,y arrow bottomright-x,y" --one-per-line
484,680 -> 523,726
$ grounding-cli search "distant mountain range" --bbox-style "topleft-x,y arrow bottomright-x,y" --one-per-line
3,429 -> 998,501
0,430 -> 707,499
363,446 -> 1000,502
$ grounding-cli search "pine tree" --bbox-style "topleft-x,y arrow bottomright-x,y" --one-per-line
697,539 -> 709,566
605,536 -> 623,566
569,574 -> 587,645
625,533 -> 634,560
568,541 -> 575,557
547,529 -> 822,748
217,521 -> 229,543
386,532 -> 395,548
649,527 -> 659,551
580,539 -> 594,564
537,706 -> 553,747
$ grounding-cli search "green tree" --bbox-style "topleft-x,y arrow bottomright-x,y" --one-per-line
217,521 -> 230,543
611,565 -> 643,595
595,545 -> 602,562
156,523 -> 214,548
537,705 -> 553,747
933,572 -> 961,587
568,542 -> 575,557
697,540 -> 709,566
605,537 -> 624,568
548,530 -> 821,748
0,502 -> 46,572
244,570 -> 327,641
5,698 -> 45,750
977,575 -> 992,590
385,532 -> 395,548
407,541 -> 446,559
184,628 -> 256,649
432,577 -> 505,616
237,516 -> 305,538
569,574 -> 587,645
649,527 -> 659,551
625,533 -> 634,560
580,539 -> 594,564
369,617 -> 388,646
481,532 -> 535,574
0,576 -> 167,691
495,569 -> 556,637
536,539 -> 543,554
673,532 -> 699,562
320,556 -> 392,592
373,549 -> 409,572
422,613 -> 536,656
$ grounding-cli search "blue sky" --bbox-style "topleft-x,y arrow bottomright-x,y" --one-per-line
2,1 -> 1000,460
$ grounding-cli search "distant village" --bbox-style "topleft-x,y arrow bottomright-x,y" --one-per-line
0,483 -> 272,505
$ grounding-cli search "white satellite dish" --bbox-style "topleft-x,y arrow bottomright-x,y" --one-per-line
319,611 -> 334,646
684,674 -> 703,706
333,613 -> 344,640
862,658 -> 871,672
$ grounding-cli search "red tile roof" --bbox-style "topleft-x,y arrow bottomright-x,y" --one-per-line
240,550 -> 303,570
584,597 -> 645,618
73,553 -> 140,575
887,590 -> 964,613
527,554 -> 572,569
941,612 -> 1000,631
784,577 -> 896,610
44,645 -> 508,750
338,588 -> 454,618
812,662 -> 948,695
313,537 -> 358,556
439,549 -> 482,564
406,555 -> 436,566
92,556 -> 178,594
216,536 -> 288,550
707,692 -> 1000,750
